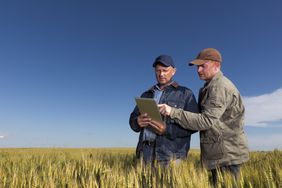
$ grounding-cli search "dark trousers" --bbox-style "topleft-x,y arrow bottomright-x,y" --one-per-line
211,164 -> 240,185
140,141 -> 155,165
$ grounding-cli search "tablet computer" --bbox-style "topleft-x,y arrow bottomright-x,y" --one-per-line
135,97 -> 163,123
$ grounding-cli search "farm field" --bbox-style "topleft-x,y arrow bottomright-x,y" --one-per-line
0,148 -> 281,187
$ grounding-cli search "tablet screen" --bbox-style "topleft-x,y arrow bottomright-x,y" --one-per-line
135,97 -> 163,123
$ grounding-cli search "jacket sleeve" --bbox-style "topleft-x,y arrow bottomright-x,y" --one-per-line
129,105 -> 142,132
170,86 -> 229,131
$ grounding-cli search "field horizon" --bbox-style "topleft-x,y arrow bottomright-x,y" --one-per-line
1,147 -> 280,152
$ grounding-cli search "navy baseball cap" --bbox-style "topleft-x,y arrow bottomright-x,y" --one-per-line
152,55 -> 175,68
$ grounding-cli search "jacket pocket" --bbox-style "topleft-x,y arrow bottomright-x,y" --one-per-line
200,134 -> 224,160
167,101 -> 185,109
166,101 -> 184,124
166,101 -> 191,138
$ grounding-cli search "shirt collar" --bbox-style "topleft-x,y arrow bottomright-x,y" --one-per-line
149,80 -> 179,91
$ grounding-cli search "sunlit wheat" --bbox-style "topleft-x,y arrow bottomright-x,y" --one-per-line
0,148 -> 281,187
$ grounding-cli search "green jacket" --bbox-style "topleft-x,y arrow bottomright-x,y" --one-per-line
170,71 -> 249,170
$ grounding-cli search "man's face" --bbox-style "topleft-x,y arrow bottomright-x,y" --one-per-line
197,61 -> 220,81
155,64 -> 176,85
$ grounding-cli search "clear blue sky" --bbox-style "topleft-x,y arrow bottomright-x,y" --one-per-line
0,1 -> 281,150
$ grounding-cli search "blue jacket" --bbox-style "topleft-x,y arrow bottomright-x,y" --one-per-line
129,81 -> 199,163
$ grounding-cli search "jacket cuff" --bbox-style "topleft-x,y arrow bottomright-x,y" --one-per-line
170,107 -> 182,119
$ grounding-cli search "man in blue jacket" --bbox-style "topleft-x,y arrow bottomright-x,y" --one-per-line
129,54 -> 198,166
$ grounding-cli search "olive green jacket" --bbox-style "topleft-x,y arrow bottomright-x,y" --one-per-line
170,71 -> 249,170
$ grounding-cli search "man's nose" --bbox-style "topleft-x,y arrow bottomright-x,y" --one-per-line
197,66 -> 202,72
160,71 -> 165,76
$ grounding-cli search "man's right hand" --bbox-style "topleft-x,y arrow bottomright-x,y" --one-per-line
158,104 -> 172,116
137,113 -> 152,128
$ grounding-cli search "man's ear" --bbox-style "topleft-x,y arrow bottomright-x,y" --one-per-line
172,68 -> 176,76
214,62 -> 221,71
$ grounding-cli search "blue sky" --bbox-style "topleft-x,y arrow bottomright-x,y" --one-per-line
0,1 -> 281,150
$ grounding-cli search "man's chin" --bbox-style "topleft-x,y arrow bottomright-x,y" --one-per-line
198,76 -> 206,80
158,80 -> 167,85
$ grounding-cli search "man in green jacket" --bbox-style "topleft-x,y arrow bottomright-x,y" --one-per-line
158,48 -> 249,184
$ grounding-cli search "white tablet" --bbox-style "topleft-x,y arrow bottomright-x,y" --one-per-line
135,97 -> 163,123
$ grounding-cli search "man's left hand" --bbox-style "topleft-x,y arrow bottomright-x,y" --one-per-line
149,120 -> 166,135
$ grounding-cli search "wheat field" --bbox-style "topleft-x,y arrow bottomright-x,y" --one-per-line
0,148 -> 281,187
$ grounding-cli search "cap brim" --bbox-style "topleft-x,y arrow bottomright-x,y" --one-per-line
188,59 -> 206,66
153,61 -> 174,68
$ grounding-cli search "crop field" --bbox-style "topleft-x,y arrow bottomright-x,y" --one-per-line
0,148 -> 281,187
